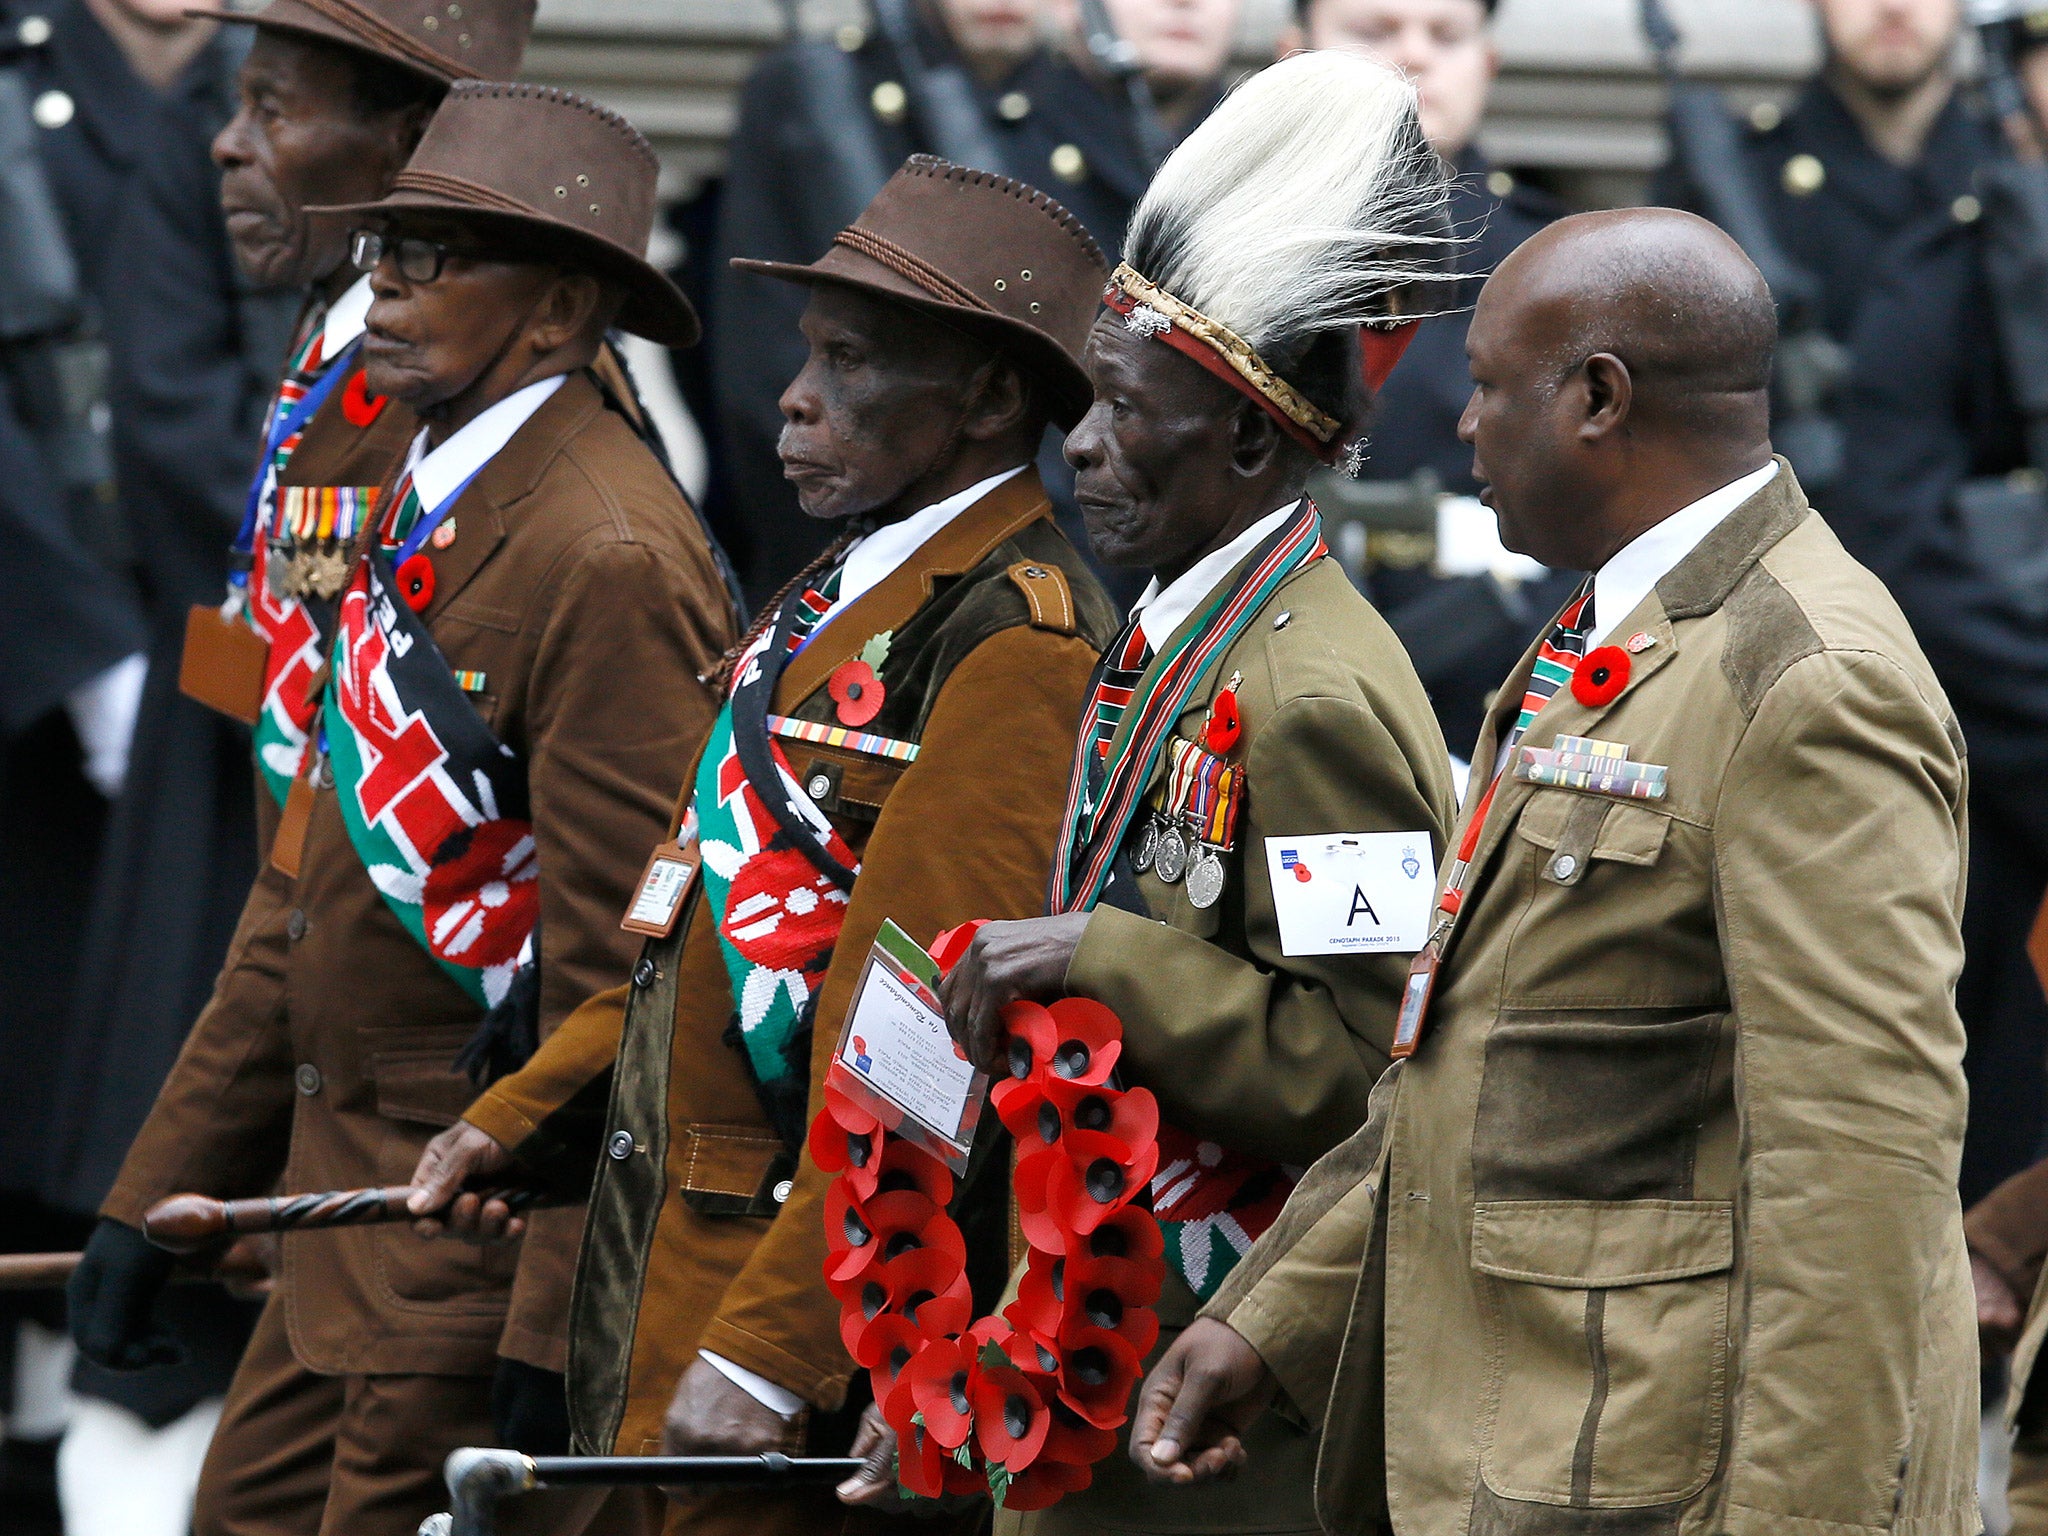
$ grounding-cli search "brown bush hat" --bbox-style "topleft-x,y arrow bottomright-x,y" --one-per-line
189,0 -> 535,83
309,81 -> 699,348
733,155 -> 1108,429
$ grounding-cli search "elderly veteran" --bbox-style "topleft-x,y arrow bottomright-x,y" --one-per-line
1130,208 -> 1980,1536
836,51 -> 1457,1535
75,84 -> 736,1536
404,155 -> 1121,1536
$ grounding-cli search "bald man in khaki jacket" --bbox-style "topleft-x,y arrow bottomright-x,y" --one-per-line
1129,210 -> 1981,1534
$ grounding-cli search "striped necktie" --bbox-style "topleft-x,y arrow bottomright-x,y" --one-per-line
1502,580 -> 1595,762
1083,617 -> 1153,811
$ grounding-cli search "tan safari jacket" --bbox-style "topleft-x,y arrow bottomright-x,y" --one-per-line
1208,464 -> 1980,1536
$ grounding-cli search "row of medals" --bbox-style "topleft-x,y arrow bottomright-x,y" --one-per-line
268,531 -> 362,602
1132,813 -> 1227,909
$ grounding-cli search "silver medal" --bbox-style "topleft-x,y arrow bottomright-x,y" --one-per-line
1154,821 -> 1189,884
1186,845 -> 1226,909
1132,816 -> 1161,873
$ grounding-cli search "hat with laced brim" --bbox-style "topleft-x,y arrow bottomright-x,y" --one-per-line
307,81 -> 699,349
732,155 -> 1108,429
184,0 -> 535,84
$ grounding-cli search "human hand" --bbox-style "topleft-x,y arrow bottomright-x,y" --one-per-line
1128,1318 -> 1275,1485
835,1400 -> 909,1508
660,1358 -> 798,1504
406,1121 -> 523,1241
937,913 -> 1091,1074
214,1234 -> 278,1301
1974,1248 -> 2025,1355
68,1217 -> 182,1371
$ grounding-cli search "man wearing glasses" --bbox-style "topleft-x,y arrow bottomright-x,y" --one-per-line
70,81 -> 735,1536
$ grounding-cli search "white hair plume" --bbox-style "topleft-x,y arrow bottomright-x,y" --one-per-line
1122,51 -> 1453,369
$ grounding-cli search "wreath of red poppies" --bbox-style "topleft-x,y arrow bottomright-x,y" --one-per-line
809,925 -> 1165,1511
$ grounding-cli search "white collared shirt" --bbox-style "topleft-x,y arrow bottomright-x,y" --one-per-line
321,275 -> 375,362
399,374 -> 566,515
813,465 -> 1027,633
1592,461 -> 1779,647
1129,502 -> 1298,655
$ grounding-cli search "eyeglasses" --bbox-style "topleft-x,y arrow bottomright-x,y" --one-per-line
350,228 -> 478,283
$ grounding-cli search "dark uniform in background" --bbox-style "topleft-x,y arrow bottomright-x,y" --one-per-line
1341,149 -> 1576,758
0,0 -> 269,1489
706,8 -> 1166,602
1663,79 -> 2042,1206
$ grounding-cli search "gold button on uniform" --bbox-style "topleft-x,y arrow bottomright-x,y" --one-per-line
871,80 -> 908,125
998,91 -> 1030,121
1952,194 -> 1982,225
1485,169 -> 1514,199
31,89 -> 72,129
1782,153 -> 1825,196
1049,143 -> 1087,183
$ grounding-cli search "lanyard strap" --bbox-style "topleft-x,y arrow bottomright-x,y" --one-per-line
231,341 -> 360,575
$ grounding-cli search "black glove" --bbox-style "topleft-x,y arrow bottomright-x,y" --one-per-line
67,1217 -> 183,1371
492,1357 -> 570,1456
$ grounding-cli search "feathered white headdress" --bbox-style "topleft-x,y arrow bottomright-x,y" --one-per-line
1109,50 -> 1452,460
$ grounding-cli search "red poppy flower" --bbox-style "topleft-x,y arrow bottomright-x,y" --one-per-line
1043,1081 -> 1159,1159
904,1334 -> 976,1449
1005,1247 -> 1069,1338
1002,1455 -> 1096,1510
1203,687 -> 1241,753
1054,1321 -> 1143,1428
972,1358 -> 1051,1471
808,1099 -> 880,1183
340,368 -> 387,428
870,1138 -> 955,1207
1067,1254 -> 1163,1357
863,1314 -> 927,1400
879,1244 -> 972,1331
1043,1130 -> 1158,1237
828,658 -> 885,726
1070,1205 -> 1166,1271
824,1187 -> 948,1287
1043,1398 -> 1119,1467
1571,645 -> 1631,708
1011,1145 -> 1070,1253
395,553 -> 435,612
822,1079 -> 880,1135
928,919 -> 987,976
883,1375 -> 951,1498
1045,998 -> 1122,1085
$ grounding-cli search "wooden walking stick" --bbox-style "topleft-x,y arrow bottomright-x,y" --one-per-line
142,1184 -> 546,1253
0,1252 -> 85,1291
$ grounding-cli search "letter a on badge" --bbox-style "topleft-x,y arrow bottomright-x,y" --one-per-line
1349,886 -> 1379,926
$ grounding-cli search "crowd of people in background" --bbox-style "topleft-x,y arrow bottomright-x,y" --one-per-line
9,0 -> 2048,1530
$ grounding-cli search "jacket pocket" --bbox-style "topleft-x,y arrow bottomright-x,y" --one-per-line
676,1125 -> 794,1218
1515,792 -> 1669,887
1473,1199 -> 1732,1509
365,1023 -> 480,1129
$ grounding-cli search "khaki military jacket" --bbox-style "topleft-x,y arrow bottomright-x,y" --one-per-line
1211,467 -> 1980,1536
1008,551 -> 1453,1536
106,373 -> 735,1377
459,469 -> 1119,1453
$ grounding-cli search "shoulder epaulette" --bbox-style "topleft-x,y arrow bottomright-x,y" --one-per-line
1006,559 -> 1078,636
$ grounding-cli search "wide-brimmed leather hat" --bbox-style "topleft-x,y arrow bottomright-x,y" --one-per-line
308,81 -> 699,348
733,155 -> 1107,428
188,0 -> 534,84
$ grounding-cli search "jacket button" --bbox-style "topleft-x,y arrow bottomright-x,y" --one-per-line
633,957 -> 657,989
286,909 -> 307,941
608,1130 -> 635,1161
295,1063 -> 322,1096
807,773 -> 832,801
1271,610 -> 1292,631
1552,854 -> 1577,880
772,1179 -> 793,1205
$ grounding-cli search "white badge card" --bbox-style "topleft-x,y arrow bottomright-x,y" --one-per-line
1263,832 -> 1435,956
830,920 -> 989,1173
